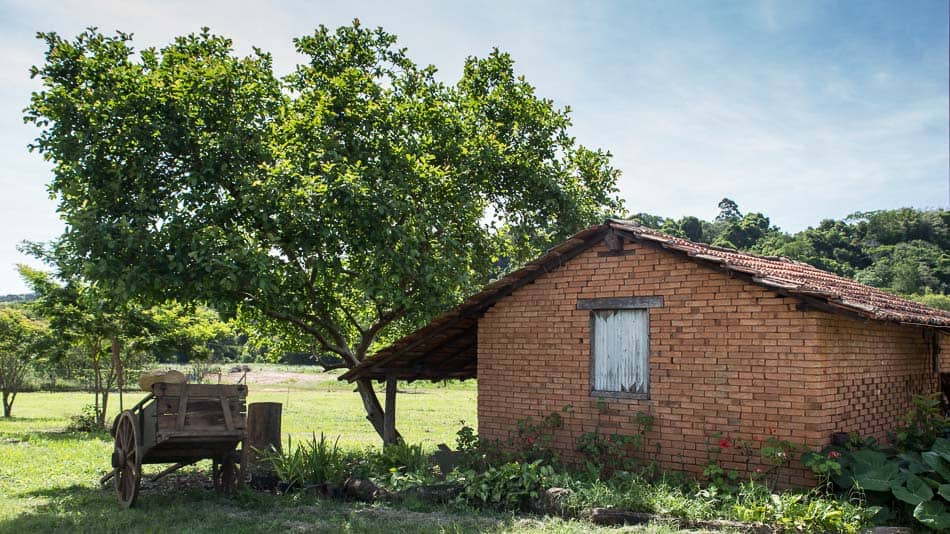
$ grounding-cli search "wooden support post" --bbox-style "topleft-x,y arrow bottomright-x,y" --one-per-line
246,402 -> 283,474
383,375 -> 397,446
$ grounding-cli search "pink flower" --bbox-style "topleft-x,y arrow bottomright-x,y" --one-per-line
754,467 -> 763,473
828,450 -> 841,459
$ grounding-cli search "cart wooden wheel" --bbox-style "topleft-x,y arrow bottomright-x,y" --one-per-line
112,410 -> 141,508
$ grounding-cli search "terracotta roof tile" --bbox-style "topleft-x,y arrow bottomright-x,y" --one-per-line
608,219 -> 950,327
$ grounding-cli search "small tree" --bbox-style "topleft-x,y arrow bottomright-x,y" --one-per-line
0,307 -> 49,417
18,265 -> 151,426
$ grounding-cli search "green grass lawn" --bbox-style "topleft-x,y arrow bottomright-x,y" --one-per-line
0,370 -> 692,533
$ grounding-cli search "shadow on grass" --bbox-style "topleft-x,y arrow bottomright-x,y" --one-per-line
1,483 -> 522,533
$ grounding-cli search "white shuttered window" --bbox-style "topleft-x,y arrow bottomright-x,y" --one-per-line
591,309 -> 649,395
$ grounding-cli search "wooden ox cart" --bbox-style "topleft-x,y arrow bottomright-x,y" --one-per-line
100,383 -> 248,507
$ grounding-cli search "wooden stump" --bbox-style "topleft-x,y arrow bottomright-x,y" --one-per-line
246,402 -> 282,474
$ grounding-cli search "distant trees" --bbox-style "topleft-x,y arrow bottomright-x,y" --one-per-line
141,303 -> 235,363
633,201 -> 950,309
0,307 -> 50,417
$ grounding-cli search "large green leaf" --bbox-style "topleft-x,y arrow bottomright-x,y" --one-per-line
855,463 -> 901,492
833,473 -> 855,490
892,474 -> 934,505
933,438 -> 950,461
914,500 -> 950,530
939,484 -> 950,501
851,449 -> 889,471
922,451 -> 950,482
899,451 -> 930,474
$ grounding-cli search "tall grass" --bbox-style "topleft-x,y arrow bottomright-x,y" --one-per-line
264,433 -> 347,489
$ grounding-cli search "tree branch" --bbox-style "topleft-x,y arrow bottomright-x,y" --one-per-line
339,305 -> 366,337
318,360 -> 349,371
260,308 -> 357,365
353,308 -> 403,360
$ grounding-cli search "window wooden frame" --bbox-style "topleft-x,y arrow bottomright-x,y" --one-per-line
579,296 -> 663,400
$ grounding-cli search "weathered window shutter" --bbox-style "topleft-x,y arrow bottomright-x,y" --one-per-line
591,309 -> 649,394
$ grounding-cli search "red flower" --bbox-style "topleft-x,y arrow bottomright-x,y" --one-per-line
719,438 -> 732,449
525,436 -> 535,446
828,450 -> 841,459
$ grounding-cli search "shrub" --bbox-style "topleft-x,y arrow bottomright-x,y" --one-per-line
890,394 -> 948,451
828,440 -> 950,530
376,442 -> 430,474
454,409 -> 567,473
731,482 -> 873,533
354,442 -> 436,491
513,409 -> 566,465
264,433 -> 347,490
577,410 -> 654,478
453,459 -> 554,509
66,404 -> 101,432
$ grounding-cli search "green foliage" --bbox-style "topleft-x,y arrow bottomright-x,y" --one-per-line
561,471 -> 719,519
64,404 -> 101,432
16,265 -> 165,425
263,433 -> 347,489
856,240 -> 948,295
141,303 -> 235,363
890,394 -> 948,451
453,460 -> 555,509
576,411 -> 654,478
0,307 -> 51,417
25,23 -> 623,373
801,449 -> 843,488
513,409 -> 566,465
731,483 -> 874,533
804,399 -> 950,531
373,442 -> 431,477
26,22 -> 624,440
910,292 -> 950,311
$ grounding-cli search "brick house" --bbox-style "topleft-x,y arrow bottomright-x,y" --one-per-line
343,220 -> 950,484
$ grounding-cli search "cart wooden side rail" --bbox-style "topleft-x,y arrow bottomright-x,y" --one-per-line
100,383 -> 248,507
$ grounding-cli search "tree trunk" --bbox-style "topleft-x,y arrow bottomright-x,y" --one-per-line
93,359 -> 101,424
111,337 -> 124,412
2,391 -> 11,417
100,389 -> 109,428
246,402 -> 283,474
356,379 -> 402,443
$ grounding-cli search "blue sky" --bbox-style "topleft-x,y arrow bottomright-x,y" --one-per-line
0,0 -> 947,293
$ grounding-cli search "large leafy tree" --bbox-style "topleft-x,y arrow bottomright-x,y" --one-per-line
26,23 -> 624,438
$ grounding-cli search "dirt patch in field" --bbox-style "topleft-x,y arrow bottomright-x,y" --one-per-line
211,369 -> 334,386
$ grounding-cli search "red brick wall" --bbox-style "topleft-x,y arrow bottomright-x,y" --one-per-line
940,333 -> 950,374
813,316 -> 936,439
476,239 -> 937,485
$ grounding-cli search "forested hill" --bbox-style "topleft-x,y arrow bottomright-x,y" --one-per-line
0,293 -> 35,304
631,201 -> 950,310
